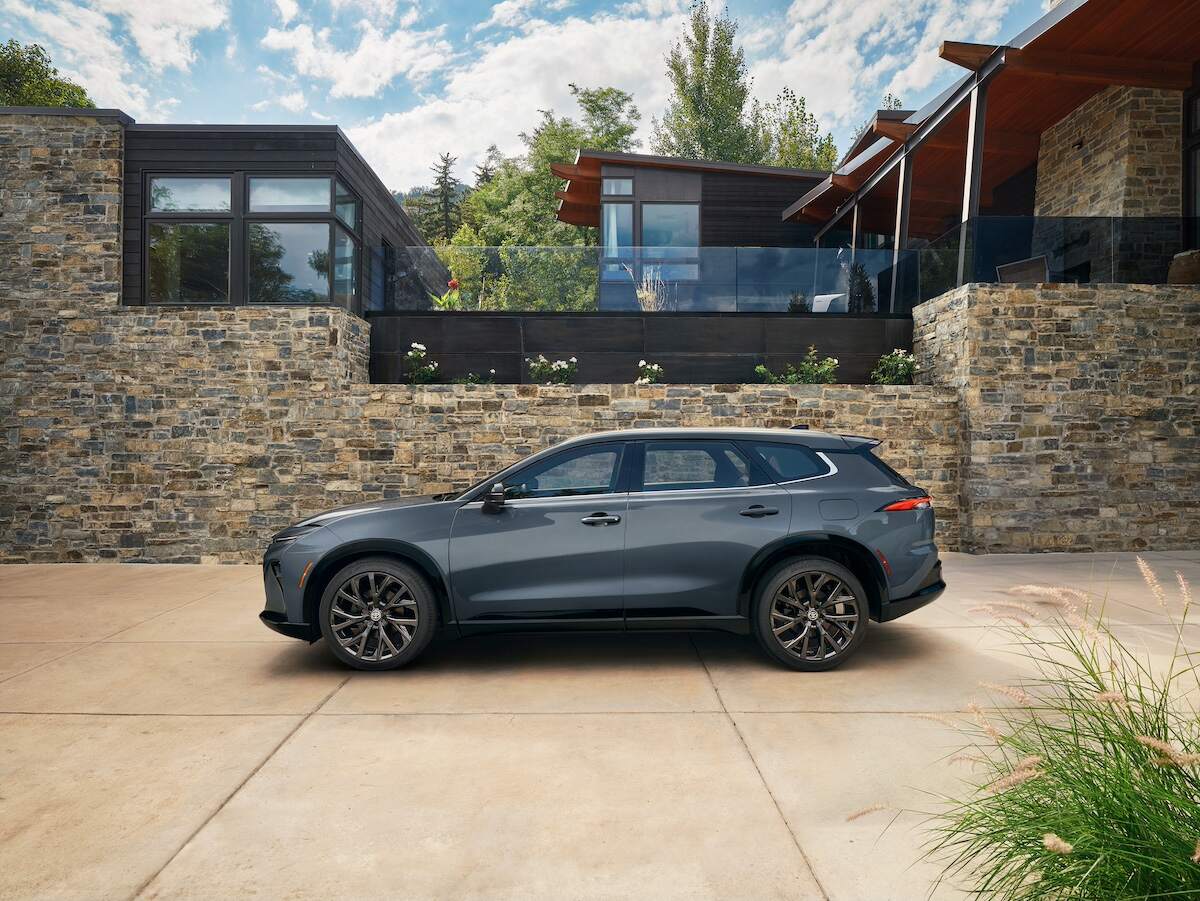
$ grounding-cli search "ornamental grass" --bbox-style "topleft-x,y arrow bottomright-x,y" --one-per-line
929,558 -> 1200,898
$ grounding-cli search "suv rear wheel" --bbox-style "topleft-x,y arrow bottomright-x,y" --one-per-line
753,557 -> 868,671
318,557 -> 438,671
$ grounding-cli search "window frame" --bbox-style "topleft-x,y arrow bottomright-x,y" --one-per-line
141,170 -> 362,309
500,442 -> 629,501
631,439 -> 768,494
1186,64 -> 1200,249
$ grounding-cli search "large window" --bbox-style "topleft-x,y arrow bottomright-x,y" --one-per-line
248,222 -> 331,304
147,222 -> 230,303
143,172 -> 361,307
642,203 -> 699,260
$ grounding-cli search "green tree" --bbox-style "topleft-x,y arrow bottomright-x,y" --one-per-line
0,40 -> 92,108
650,1 -> 766,163
761,88 -> 838,170
852,92 -> 905,146
472,144 -> 503,187
459,83 -> 640,247
429,152 -> 462,242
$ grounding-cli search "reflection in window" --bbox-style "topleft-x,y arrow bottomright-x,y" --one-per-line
601,203 -> 632,260
147,222 -> 230,303
642,442 -> 750,491
334,226 -> 357,307
335,180 -> 358,230
642,204 -> 699,260
248,177 -> 331,213
247,222 -> 331,303
748,443 -> 826,482
149,177 -> 231,212
507,448 -> 621,499
602,177 -> 633,196
646,263 -> 699,282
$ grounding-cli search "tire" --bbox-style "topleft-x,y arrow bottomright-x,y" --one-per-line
753,556 -> 869,671
318,557 -> 438,671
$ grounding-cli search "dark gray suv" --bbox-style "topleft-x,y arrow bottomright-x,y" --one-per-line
260,427 -> 945,671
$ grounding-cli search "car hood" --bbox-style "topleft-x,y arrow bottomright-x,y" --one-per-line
295,493 -> 457,527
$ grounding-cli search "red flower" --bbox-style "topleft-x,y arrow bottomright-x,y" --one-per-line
448,278 -> 460,290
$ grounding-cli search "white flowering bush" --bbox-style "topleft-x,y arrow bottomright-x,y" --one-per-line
455,369 -> 497,385
634,360 -> 664,385
526,354 -> 577,385
405,342 -> 439,384
755,346 -> 839,384
870,349 -> 919,385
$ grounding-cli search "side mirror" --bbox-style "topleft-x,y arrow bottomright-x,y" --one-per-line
482,482 -> 506,512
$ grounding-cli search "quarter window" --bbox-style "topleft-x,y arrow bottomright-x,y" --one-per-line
747,443 -> 827,482
505,446 -> 624,499
640,442 -> 752,492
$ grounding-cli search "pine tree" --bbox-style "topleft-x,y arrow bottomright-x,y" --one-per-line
472,145 -> 503,187
429,153 -> 462,243
650,1 -> 766,163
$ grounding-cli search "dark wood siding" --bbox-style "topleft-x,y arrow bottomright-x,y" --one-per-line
369,312 -> 912,385
700,172 -> 823,247
122,126 -> 439,312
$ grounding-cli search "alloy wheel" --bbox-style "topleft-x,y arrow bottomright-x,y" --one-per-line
328,571 -> 419,663
769,571 -> 861,663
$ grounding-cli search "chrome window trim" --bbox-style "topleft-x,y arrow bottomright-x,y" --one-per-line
776,451 -> 838,485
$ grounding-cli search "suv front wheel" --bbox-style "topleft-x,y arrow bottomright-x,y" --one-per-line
753,557 -> 869,671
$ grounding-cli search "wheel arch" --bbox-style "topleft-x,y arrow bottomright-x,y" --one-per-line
738,533 -> 888,621
302,539 -> 455,634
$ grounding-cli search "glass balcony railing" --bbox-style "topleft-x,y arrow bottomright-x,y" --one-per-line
367,218 -> 1199,315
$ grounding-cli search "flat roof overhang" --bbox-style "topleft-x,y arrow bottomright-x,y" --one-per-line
554,150 -> 828,227
786,0 -> 1200,241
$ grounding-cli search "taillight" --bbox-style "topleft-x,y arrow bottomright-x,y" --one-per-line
879,496 -> 932,512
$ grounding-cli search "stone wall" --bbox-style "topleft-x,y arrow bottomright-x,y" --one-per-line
0,379 -> 962,563
914,283 -> 1200,552
1034,86 -> 1183,218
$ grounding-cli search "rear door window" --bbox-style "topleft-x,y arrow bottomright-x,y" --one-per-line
745,443 -> 829,482
639,441 -> 757,492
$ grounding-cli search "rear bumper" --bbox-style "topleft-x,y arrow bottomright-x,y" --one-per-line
879,560 -> 945,622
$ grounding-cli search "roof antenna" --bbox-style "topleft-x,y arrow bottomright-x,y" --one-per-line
790,424 -> 809,430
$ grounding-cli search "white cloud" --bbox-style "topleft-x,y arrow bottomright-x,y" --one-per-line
475,0 -> 536,31
261,21 -> 452,97
276,90 -> 307,112
274,0 -> 299,24
331,0 -> 402,19
748,0 -> 1017,143
348,10 -> 684,190
225,35 -> 238,61
92,0 -> 229,71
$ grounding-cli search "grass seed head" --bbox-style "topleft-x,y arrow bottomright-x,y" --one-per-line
1042,833 -> 1074,855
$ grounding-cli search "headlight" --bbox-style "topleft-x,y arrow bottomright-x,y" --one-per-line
269,523 -> 324,546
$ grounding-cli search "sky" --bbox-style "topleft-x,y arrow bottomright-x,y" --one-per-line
2,0 -> 1048,193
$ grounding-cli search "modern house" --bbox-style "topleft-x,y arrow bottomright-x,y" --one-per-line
111,116 -> 444,314
551,151 -> 826,311
785,0 -> 1200,303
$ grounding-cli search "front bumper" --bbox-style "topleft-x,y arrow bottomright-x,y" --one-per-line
878,560 -> 945,622
259,609 -> 316,640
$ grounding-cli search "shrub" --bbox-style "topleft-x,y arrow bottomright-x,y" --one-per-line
405,342 -> 439,384
634,360 -> 664,385
870,349 -> 918,385
454,369 -> 496,385
526,354 -> 577,385
754,346 -> 839,385
929,560 -> 1200,898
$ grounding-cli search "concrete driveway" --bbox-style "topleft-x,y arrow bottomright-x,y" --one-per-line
0,551 -> 1196,900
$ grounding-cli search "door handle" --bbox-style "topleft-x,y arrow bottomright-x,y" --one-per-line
580,513 -> 621,526
739,505 -> 779,518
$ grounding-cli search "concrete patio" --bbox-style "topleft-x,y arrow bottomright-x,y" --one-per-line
0,551 -> 1196,900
